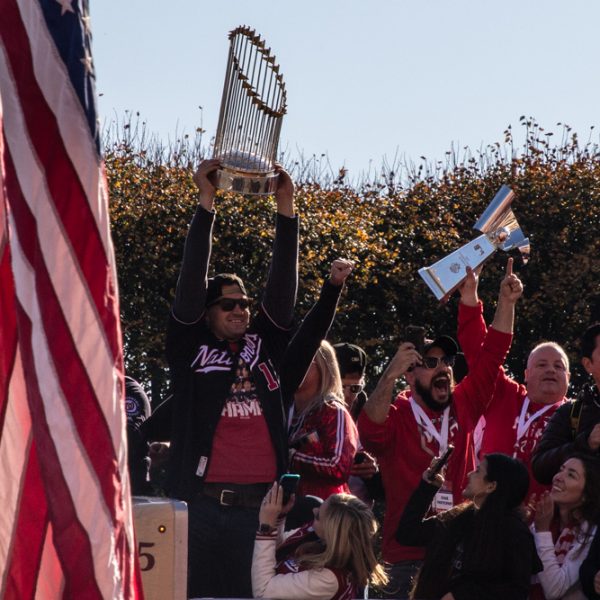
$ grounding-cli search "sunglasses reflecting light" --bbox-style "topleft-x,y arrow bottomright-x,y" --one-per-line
210,298 -> 251,312
418,355 -> 456,369
342,383 -> 364,394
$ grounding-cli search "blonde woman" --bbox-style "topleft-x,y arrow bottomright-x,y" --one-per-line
281,259 -> 359,500
252,482 -> 387,599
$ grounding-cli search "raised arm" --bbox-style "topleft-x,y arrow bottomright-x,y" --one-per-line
457,266 -> 487,365
253,483 -> 339,599
172,159 -> 220,323
280,259 -> 353,400
489,258 -> 522,334
456,260 -> 521,420
362,342 -> 421,424
396,464 -> 443,547
262,166 -> 299,328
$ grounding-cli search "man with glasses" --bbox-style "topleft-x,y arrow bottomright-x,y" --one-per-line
333,343 -> 383,505
358,260 -> 523,599
164,158 -> 298,598
334,343 -> 368,419
532,322 -> 600,482
457,261 -> 571,506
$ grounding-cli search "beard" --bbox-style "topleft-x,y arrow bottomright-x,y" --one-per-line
415,376 -> 453,412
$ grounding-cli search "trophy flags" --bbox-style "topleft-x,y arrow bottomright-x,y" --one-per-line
212,26 -> 287,195
419,186 -> 530,302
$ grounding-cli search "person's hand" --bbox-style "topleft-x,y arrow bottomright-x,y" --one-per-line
273,164 -> 295,217
593,569 -> 600,594
498,258 -> 523,304
458,266 -> 481,306
440,593 -> 456,600
259,482 -> 285,528
525,492 -> 538,522
192,159 -> 221,210
349,452 -> 378,478
385,342 -> 422,380
423,455 -> 445,488
588,423 -> 600,451
329,258 -> 354,287
534,491 -> 554,531
148,441 -> 170,469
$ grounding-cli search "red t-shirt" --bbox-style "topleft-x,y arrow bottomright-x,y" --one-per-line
206,353 -> 276,483
458,302 -> 566,504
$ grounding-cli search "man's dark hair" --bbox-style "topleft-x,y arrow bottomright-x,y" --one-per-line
580,323 -> 600,359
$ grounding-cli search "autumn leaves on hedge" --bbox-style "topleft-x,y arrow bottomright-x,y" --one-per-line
106,117 -> 600,401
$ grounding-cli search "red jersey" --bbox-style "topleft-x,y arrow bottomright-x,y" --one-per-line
358,327 -> 511,563
457,302 -> 565,503
289,398 -> 358,500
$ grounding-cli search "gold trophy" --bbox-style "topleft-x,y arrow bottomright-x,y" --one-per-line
419,185 -> 530,302
212,26 -> 287,195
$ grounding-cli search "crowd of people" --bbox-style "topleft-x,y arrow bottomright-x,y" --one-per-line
128,161 -> 600,600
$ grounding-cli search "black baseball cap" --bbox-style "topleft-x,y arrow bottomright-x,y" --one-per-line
423,335 -> 459,357
206,273 -> 248,306
334,343 -> 367,377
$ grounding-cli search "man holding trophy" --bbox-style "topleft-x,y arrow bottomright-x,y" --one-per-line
163,27 -> 297,598
164,158 -> 298,599
358,261 -> 523,598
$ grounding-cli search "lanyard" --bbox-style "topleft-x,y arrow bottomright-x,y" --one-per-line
516,396 -> 554,441
409,396 -> 450,454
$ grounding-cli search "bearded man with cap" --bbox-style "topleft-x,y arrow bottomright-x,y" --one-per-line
165,159 -> 298,598
358,260 -> 523,599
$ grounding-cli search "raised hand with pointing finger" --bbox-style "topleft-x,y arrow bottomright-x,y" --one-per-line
491,257 -> 523,334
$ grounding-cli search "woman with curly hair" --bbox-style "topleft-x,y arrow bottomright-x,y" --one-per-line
252,482 -> 387,599
531,453 -> 600,600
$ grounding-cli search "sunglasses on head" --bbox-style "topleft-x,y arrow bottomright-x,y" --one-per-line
418,355 -> 456,369
209,297 -> 251,312
342,383 -> 364,394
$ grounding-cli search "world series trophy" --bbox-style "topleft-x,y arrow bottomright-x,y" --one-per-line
212,26 -> 287,195
419,185 -> 531,302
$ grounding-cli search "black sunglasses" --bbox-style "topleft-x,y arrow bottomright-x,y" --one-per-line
418,355 -> 456,369
209,298 -> 252,312
342,383 -> 364,394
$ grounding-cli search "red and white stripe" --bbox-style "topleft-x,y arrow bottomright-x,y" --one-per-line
0,2 -> 140,598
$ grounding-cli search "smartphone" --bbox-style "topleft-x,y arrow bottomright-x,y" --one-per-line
405,325 -> 426,355
354,451 -> 367,465
430,444 -> 454,476
279,473 -> 300,503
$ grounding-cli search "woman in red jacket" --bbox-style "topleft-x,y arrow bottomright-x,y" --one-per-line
281,260 -> 359,500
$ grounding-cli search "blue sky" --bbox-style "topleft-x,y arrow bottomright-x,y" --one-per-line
92,1 -> 600,177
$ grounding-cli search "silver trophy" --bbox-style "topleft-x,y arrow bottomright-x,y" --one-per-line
212,26 -> 287,195
419,186 -> 530,302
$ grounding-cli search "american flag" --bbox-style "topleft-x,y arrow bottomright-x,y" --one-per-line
0,1 -> 141,598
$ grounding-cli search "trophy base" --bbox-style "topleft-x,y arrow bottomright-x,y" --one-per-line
213,166 -> 279,196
